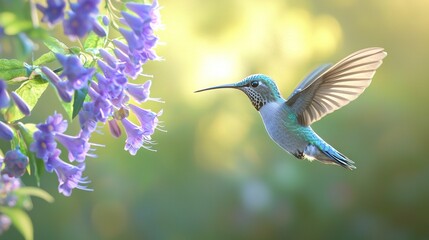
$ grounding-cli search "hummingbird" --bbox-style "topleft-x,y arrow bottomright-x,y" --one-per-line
195,48 -> 387,169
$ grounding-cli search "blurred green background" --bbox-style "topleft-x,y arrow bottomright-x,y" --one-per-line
3,0 -> 429,239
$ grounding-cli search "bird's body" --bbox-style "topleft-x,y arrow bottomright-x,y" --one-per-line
259,99 -> 354,168
196,48 -> 387,169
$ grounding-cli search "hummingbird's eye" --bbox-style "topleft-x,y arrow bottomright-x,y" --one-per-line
250,81 -> 259,88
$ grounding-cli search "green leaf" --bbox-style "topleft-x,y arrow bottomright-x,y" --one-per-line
72,87 -> 88,119
0,58 -> 27,80
43,36 -> 69,55
0,207 -> 33,240
61,94 -> 74,120
70,46 -> 82,55
17,123 -> 44,186
33,52 -> 56,66
15,187 -> 54,203
5,78 -> 49,122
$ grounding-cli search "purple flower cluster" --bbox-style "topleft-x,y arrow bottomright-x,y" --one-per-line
36,0 -> 66,26
30,113 -> 92,196
115,0 -> 161,78
80,49 -> 163,155
0,175 -> 21,233
41,54 -> 95,102
31,0 -> 163,196
73,0 -> 163,155
0,175 -> 21,207
37,0 -> 103,39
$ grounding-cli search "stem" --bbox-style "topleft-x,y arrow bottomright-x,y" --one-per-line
29,0 -> 40,28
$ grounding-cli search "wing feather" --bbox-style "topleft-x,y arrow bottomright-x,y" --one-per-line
286,48 -> 387,126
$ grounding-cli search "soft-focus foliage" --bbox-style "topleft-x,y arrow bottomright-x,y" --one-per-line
3,0 -> 429,239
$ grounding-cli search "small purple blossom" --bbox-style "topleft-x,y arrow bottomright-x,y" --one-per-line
30,131 -> 57,160
38,112 -> 68,134
63,0 -> 101,39
102,15 -> 110,26
78,102 -> 99,135
99,49 -> 119,69
63,11 -> 94,39
0,121 -> 14,141
0,175 -> 21,207
70,0 -> 100,15
10,91 -> 30,116
55,132 -> 91,162
126,0 -> 161,27
92,20 -> 107,37
48,151 -> 91,196
41,66 -> 73,102
0,214 -> 11,234
56,54 -> 95,90
0,80 -> 10,109
36,0 -> 66,26
129,104 -> 161,135
1,148 -> 29,178
121,118 -> 145,155
95,71 -> 127,107
114,48 -> 142,78
86,83 -> 114,122
126,80 -> 151,102
108,119 -> 121,138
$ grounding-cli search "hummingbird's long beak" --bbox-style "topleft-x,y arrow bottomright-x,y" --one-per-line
194,83 -> 238,93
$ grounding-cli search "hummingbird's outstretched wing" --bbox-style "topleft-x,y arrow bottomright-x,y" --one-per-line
286,47 -> 387,126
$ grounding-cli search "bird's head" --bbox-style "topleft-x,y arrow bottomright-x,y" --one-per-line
195,74 -> 282,111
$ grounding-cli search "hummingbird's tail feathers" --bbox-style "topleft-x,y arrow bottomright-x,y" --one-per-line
302,143 -> 355,169
321,148 -> 356,170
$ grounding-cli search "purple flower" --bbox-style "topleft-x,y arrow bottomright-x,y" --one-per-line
0,121 -> 14,141
99,49 -> 119,69
63,0 -> 101,39
0,80 -> 10,109
126,80 -> 151,102
56,54 -> 95,90
79,102 -> 99,135
70,0 -> 100,15
121,118 -> 145,155
36,112 -> 68,134
1,148 -> 29,178
0,175 -> 21,207
114,48 -> 142,78
63,11 -> 94,39
49,153 -> 91,196
121,12 -> 145,35
95,71 -> 127,107
108,119 -> 121,138
102,15 -> 110,26
41,66 -> 74,102
92,20 -> 106,37
36,0 -> 66,26
0,214 -> 11,234
10,91 -> 30,116
30,131 -> 57,160
126,0 -> 161,27
129,104 -> 161,135
55,132 -> 90,162
86,83 -> 113,121
115,0 -> 161,69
